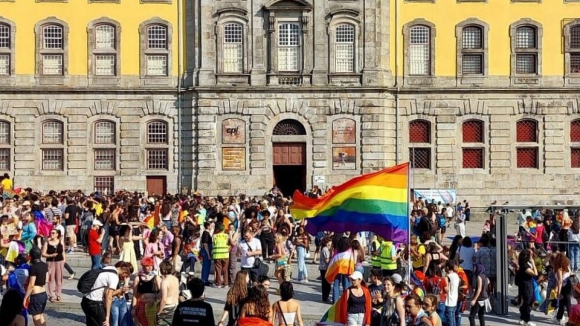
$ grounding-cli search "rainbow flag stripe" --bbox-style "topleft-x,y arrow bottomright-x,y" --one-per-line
325,249 -> 355,284
291,163 -> 409,243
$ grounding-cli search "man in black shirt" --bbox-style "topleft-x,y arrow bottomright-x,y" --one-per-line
172,277 -> 215,326
64,198 -> 78,253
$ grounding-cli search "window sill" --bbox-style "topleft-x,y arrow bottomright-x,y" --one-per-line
38,170 -> 66,176
36,76 -> 67,86
89,76 -> 120,87
458,168 -> 489,175
140,76 -> 173,87
329,73 -> 362,86
404,76 -> 435,87
267,73 -> 311,86
565,75 -> 580,86
216,73 -> 250,86
510,75 -> 541,86
0,76 -> 15,86
457,75 -> 485,85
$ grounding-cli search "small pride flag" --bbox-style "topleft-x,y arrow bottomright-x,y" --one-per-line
291,163 -> 410,243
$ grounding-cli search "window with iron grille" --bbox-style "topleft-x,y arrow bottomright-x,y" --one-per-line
462,120 -> 484,143
571,120 -> 580,142
569,25 -> 580,74
572,148 -> 580,168
147,149 -> 168,170
462,148 -> 484,169
409,25 -> 430,75
94,176 -> 114,195
147,121 -> 168,144
94,149 -> 116,170
95,121 -> 115,144
0,148 -> 9,171
516,147 -> 538,168
42,121 -> 63,144
516,119 -> 537,143
278,23 -> 301,72
223,23 -> 243,73
0,121 -> 10,144
514,26 -> 538,75
335,24 -> 355,73
409,120 -> 431,143
409,148 -> 431,169
43,25 -> 63,49
147,25 -> 167,49
42,149 -> 63,170
461,25 -> 484,75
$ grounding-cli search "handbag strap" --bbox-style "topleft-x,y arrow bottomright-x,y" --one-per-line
277,302 -> 288,326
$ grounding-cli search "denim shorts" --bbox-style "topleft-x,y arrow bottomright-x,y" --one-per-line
347,312 -> 365,326
28,292 -> 48,316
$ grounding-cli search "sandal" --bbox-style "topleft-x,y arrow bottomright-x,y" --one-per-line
49,297 -> 56,303
56,296 -> 62,302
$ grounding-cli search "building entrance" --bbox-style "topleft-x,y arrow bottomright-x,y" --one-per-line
272,142 -> 306,197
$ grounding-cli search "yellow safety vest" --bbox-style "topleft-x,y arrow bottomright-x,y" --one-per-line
212,233 -> 230,260
380,241 -> 397,271
371,240 -> 381,268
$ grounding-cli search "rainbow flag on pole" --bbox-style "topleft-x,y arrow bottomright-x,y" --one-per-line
291,163 -> 409,243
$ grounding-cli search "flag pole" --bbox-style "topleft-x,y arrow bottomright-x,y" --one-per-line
407,162 -> 412,283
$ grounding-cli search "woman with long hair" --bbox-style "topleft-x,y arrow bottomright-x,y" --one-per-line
239,285 -> 273,326
423,294 -> 443,326
553,252 -> 572,324
516,249 -> 538,326
132,257 -> 162,326
352,240 -> 365,274
319,237 -> 332,302
339,271 -> 372,326
424,242 -> 447,277
270,282 -> 304,326
0,289 -> 25,326
270,233 -> 288,292
41,228 -> 65,302
568,220 -> 580,271
456,236 -> 475,288
119,224 -> 140,274
23,247 -> 48,326
217,270 -> 250,326
144,229 -> 165,272
294,226 -> 309,283
448,235 -> 463,262
468,264 -> 489,326
21,210 -> 37,254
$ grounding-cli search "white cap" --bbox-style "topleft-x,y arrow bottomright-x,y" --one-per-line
22,201 -> 31,206
92,220 -> 103,227
349,271 -> 364,281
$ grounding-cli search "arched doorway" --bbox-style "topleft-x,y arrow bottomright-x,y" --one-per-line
272,119 -> 307,197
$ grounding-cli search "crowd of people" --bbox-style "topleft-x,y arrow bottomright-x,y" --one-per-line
0,185 -> 577,326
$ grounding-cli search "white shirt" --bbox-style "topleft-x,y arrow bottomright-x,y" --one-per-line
445,272 -> 460,307
238,238 -> 262,268
55,224 -> 65,239
85,266 -> 119,301
446,207 -> 454,218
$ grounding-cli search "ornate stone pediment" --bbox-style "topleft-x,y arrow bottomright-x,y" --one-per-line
264,0 -> 312,12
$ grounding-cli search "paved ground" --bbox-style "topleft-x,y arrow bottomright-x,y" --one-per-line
0,213 -> 566,326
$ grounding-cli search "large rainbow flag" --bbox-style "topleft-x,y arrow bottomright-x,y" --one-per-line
291,163 -> 409,243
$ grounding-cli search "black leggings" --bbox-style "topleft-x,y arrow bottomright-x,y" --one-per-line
557,283 -> 572,321
260,233 -> 275,259
469,302 -> 485,326
320,269 -> 331,301
519,282 -> 534,323
64,262 -> 75,275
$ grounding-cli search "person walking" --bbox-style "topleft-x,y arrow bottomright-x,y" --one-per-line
87,219 -> 105,269
238,229 -> 262,283
212,223 -> 230,288
444,260 -> 460,326
227,223 -> 239,285
270,282 -> 304,326
217,270 -> 250,326
23,247 -> 48,326
294,226 -> 309,283
468,264 -> 489,326
338,271 -> 372,326
42,228 -> 65,302
516,250 -> 538,326
132,257 -> 162,326
318,237 -> 332,302
200,221 -> 213,285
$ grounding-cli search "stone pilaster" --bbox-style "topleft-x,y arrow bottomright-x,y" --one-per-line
13,110 -> 36,175
489,115 -> 512,175
435,115 -> 457,188
66,114 -> 88,183
360,105 -> 388,173
311,0 -> 328,86
197,0 -> 217,86
543,115 -> 566,174
249,114 -> 267,172
119,112 -> 142,173
250,0 -> 267,86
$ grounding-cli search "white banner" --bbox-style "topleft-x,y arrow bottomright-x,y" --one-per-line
412,188 -> 456,205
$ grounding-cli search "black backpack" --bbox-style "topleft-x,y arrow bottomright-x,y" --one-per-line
77,268 -> 117,294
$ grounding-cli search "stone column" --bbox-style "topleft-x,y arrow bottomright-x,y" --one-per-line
195,102 -> 218,189
311,0 -> 328,86
250,1 -> 267,86
361,0 -> 389,86
544,115 -> 565,174
197,0 -> 217,86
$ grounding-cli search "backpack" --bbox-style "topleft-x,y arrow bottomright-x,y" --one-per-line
427,276 -> 443,296
77,268 -> 117,294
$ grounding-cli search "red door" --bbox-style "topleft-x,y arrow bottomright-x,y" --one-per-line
273,143 -> 305,166
146,176 -> 167,196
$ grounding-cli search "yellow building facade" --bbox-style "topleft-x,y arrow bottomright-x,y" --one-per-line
0,0 -> 183,195
391,0 -> 580,205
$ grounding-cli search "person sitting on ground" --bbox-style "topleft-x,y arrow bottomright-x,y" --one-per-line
171,277 -> 215,326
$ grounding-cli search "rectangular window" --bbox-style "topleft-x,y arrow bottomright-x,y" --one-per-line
0,25 -> 9,49
43,26 -> 63,49
0,54 -> 9,75
0,149 -> 9,171
462,54 -> 483,75
409,148 -> 431,169
95,122 -> 115,144
223,23 -> 243,73
571,53 -> 580,74
278,23 -> 300,72
572,148 -> 580,168
42,54 -> 63,75
516,54 -> 537,74
94,176 -> 114,195
42,121 -> 63,144
409,26 -> 430,75
95,55 -> 115,76
147,149 -> 168,170
95,25 -> 115,49
94,149 -> 116,170
462,148 -> 484,169
42,149 -> 63,170
516,147 -> 538,168
146,55 -> 168,76
0,123 -> 9,144
335,24 -> 355,73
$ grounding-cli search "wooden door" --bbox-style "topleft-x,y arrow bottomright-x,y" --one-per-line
146,176 -> 167,196
273,143 -> 305,166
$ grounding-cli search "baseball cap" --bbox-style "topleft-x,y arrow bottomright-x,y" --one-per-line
349,271 -> 364,281
92,220 -> 103,227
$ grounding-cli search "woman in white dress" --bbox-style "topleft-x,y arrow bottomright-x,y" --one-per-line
119,223 -> 142,273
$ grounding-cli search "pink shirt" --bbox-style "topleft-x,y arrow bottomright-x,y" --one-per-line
568,303 -> 580,326
144,240 -> 165,271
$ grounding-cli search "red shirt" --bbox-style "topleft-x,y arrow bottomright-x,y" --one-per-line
88,228 -> 101,256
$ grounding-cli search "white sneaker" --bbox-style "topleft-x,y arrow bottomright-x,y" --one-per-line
518,320 -> 525,325
526,322 -> 536,326
561,317 -> 568,325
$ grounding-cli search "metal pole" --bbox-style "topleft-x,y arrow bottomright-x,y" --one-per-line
406,162 -> 411,283
176,0 -> 183,193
